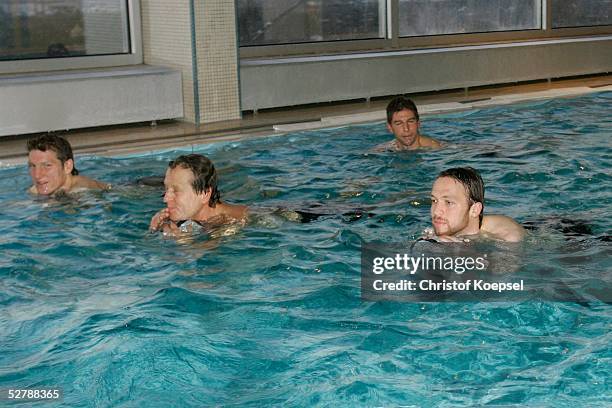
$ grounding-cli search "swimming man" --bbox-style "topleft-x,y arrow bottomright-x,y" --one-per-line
150,154 -> 248,234
375,96 -> 442,151
429,167 -> 525,242
27,134 -> 109,196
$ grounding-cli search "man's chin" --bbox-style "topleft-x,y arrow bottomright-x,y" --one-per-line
398,138 -> 417,148
168,211 -> 183,222
35,189 -> 55,196
433,227 -> 449,236
35,185 -> 51,195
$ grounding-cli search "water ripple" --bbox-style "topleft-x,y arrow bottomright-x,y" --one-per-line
0,91 -> 610,406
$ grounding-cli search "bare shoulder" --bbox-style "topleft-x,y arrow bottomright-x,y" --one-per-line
420,135 -> 443,149
482,214 -> 525,242
220,203 -> 248,220
71,175 -> 111,191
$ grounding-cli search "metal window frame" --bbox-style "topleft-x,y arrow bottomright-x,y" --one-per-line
0,0 -> 143,75
239,0 -> 612,59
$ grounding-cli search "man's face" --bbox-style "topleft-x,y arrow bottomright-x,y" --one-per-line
163,166 -> 207,221
430,177 -> 478,237
387,109 -> 420,148
28,149 -> 72,195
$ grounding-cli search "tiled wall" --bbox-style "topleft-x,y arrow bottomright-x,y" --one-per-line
140,0 -> 241,125
194,0 -> 241,123
141,1 -> 195,122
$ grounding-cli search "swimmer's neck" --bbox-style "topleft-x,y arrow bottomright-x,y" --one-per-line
455,223 -> 482,238
193,202 -> 226,222
176,202 -> 247,225
432,224 -> 481,242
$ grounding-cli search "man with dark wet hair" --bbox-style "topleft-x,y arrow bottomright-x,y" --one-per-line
150,154 -> 248,234
429,167 -> 524,242
375,96 -> 442,151
27,134 -> 109,196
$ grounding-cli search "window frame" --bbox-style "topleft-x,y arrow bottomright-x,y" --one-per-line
239,0 -> 612,58
0,0 -> 142,75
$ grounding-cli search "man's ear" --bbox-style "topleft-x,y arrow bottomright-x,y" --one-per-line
63,159 -> 74,175
386,122 -> 394,134
200,187 -> 212,204
469,202 -> 483,219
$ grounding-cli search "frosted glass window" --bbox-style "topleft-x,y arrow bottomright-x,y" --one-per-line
552,0 -> 612,28
399,0 -> 542,37
238,0 -> 386,46
0,0 -> 130,61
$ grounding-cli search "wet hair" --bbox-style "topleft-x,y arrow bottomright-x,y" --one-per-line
168,154 -> 220,208
27,134 -> 78,175
437,167 -> 484,226
386,96 -> 420,124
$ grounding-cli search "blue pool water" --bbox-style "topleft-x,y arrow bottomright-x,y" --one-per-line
0,92 -> 610,406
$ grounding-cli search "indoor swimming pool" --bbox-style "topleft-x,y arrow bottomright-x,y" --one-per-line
0,91 -> 610,406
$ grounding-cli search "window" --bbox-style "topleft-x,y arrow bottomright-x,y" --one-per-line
238,0 -> 612,57
552,0 -> 612,28
398,0 -> 542,37
0,0 -> 130,61
238,0 -> 386,46
0,0 -> 140,74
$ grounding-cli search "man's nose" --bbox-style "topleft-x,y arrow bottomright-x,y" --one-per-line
32,167 -> 44,179
433,203 -> 444,216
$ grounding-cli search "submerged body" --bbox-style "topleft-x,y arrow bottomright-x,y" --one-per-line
2,91 -> 610,406
375,136 -> 442,152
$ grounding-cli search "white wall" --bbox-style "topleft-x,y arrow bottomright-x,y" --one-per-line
0,66 -> 182,137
